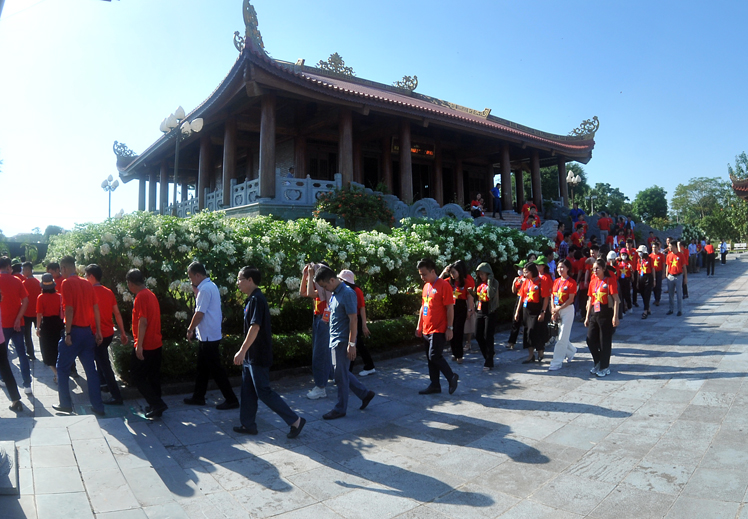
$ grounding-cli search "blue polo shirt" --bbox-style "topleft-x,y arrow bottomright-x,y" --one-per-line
328,281 -> 358,348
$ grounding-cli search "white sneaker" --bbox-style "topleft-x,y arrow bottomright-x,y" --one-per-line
590,363 -> 600,374
596,368 -> 611,378
0,380 -> 5,388
358,369 -> 376,377
24,385 -> 33,395
306,386 -> 327,400
548,364 -> 562,371
566,351 -> 576,363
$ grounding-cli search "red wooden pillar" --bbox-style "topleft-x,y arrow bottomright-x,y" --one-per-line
353,138 -> 363,184
259,93 -> 276,198
434,142 -> 443,205
294,136 -> 307,178
501,145 -> 512,212
456,159 -> 464,208
159,161 -> 168,215
222,117 -> 237,208
399,121 -> 413,203
531,151 -> 542,211
338,108 -> 353,187
382,137 -> 392,193
198,134 -> 212,210
514,169 -> 524,210
558,157 -> 569,207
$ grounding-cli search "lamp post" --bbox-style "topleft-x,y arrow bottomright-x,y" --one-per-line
101,175 -> 120,219
160,106 -> 203,216
566,171 -> 581,206
587,195 -> 598,214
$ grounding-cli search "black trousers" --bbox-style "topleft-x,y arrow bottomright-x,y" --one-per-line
638,275 -> 653,313
23,319 -> 36,359
587,308 -> 613,370
475,312 -> 496,368
450,300 -> 467,359
95,335 -> 123,401
706,253 -> 716,275
653,271 -> 663,303
0,340 -> 21,401
492,198 -> 503,218
523,302 -> 545,351
721,252 -> 727,264
618,278 -> 632,312
350,314 -> 375,372
507,299 -> 522,345
192,340 -> 238,403
423,333 -> 454,388
632,272 -> 639,304
130,348 -> 165,409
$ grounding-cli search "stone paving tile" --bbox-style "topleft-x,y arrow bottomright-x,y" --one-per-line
29,444 -> 76,468
664,495 -> 740,519
587,483 -> 676,519
32,466 -> 84,494
36,491 -> 94,519
0,495 -> 38,519
531,474 -> 616,515
426,481 -> 519,519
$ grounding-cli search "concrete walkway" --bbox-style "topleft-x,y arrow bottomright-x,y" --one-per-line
2,256 -> 748,518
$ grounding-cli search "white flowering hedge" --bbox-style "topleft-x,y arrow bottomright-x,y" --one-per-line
47,211 -> 550,339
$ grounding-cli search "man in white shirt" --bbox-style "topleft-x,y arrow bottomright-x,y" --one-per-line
184,262 -> 239,410
688,240 -> 698,274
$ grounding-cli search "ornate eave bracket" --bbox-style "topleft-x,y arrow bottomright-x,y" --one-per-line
113,141 -> 136,158
235,0 -> 265,55
569,116 -> 599,138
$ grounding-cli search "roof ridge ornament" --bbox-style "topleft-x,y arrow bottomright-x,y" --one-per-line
569,116 -> 599,138
112,141 -> 136,158
238,0 -> 265,55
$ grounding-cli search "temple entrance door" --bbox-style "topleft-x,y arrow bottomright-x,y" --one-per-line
412,163 -> 431,201
363,157 -> 379,190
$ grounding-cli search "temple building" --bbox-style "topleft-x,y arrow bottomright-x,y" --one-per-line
731,174 -> 748,201
115,0 -> 597,219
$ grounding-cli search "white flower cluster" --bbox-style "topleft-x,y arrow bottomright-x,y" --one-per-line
269,308 -> 281,316
145,277 -> 157,288
271,275 -> 283,286
285,276 -> 301,290
174,311 -> 190,320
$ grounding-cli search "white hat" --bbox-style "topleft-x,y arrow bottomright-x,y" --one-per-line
606,251 -> 617,261
338,269 -> 355,285
637,245 -> 648,254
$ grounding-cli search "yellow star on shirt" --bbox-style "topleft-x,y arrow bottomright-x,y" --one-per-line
594,290 -> 606,303
670,257 -> 679,268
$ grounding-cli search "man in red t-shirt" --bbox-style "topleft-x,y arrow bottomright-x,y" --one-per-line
649,242 -> 666,306
416,258 -> 459,395
704,240 -> 716,276
126,268 -> 167,418
46,262 -> 64,293
0,256 -> 32,393
665,242 -> 684,316
21,262 -> 41,362
597,212 -> 612,244
338,270 -> 376,376
56,256 -> 105,415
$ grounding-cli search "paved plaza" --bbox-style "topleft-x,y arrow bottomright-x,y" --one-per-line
1,256 -> 748,518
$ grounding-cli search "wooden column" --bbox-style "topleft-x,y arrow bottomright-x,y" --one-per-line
381,137 -> 392,193
222,117 -> 237,208
434,143 -> 444,205
514,169 -> 524,210
353,138 -> 363,184
399,120 -> 413,203
487,164 -> 495,203
338,108 -> 353,187
181,181 -> 188,202
456,159 -> 464,208
159,161 -> 168,215
138,177 -> 146,211
531,151 -> 542,210
198,134 -> 211,210
294,137 -> 307,178
501,145 -> 512,212
558,157 -> 569,207
259,93 -> 276,198
148,171 -> 157,212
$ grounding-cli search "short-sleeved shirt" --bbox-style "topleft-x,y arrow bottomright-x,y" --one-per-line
132,288 -> 162,350
313,298 -> 327,316
666,252 -> 684,276
570,232 -> 582,248
23,276 -> 42,318
194,277 -> 222,342
616,260 -> 634,279
61,275 -> 97,329
92,284 -> 118,337
520,277 -> 545,304
37,292 -> 63,318
243,288 -> 272,366
0,273 -> 28,328
490,187 -> 500,199
705,244 -> 715,254
569,208 -> 585,222
521,215 -> 540,230
588,276 -> 618,307
452,275 -> 475,301
52,274 -> 64,293
650,252 -> 666,272
329,281 -> 358,346
598,217 -> 612,231
353,286 -> 366,312
553,277 -> 577,306
638,256 -> 653,276
420,277 -> 454,335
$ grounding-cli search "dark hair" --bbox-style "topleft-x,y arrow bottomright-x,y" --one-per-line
416,258 -> 436,272
594,258 -> 607,272
560,259 -> 573,271
22,261 -> 33,270
626,239 -> 634,245
125,268 -> 145,285
558,222 -> 565,230
85,264 -> 103,281
449,260 -> 468,287
0,256 -> 11,269
313,266 -> 335,284
239,266 -> 261,284
42,284 -> 56,294
543,247 -> 554,257
187,261 -> 207,276
563,231 -> 572,238
524,263 -> 539,277
11,263 -> 21,274
46,262 -> 60,271
60,256 -> 76,268
526,253 -> 537,262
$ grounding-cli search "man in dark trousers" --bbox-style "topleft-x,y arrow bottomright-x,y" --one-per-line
232,266 -> 305,438
184,262 -> 239,410
490,183 -> 504,219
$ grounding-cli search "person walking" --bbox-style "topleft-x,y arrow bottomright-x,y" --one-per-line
36,274 -> 64,383
585,259 -> 620,377
54,256 -> 105,415
549,259 -> 577,371
517,262 -> 550,364
126,268 -> 167,419
614,249 -> 634,317
313,266 -> 375,419
474,262 -> 498,371
720,240 -> 728,264
650,242 -> 666,307
0,256 -> 32,394
704,241 -> 716,276
666,241 -> 685,317
0,307 -> 23,412
183,262 -> 240,410
300,262 -> 332,400
414,258 -> 459,395
338,270 -> 377,376
232,266 -> 306,438
490,183 -> 504,219
636,245 -> 654,319
506,261 -> 527,350
443,260 -> 474,363
21,262 -> 41,361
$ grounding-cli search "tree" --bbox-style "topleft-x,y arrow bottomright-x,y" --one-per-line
728,151 -> 748,180
535,163 -> 590,206
632,186 -> 668,223
670,177 -> 727,222
587,183 -> 630,216
316,53 -> 355,76
43,225 -> 64,241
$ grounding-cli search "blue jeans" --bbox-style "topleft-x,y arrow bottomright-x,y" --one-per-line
667,274 -> 683,313
312,315 -> 331,388
240,363 -> 298,428
57,327 -> 103,412
2,327 -> 31,387
331,341 -> 369,414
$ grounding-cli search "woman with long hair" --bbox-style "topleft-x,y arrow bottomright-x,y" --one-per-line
442,260 -> 474,364
548,259 -> 577,371
506,261 -> 527,350
474,262 -> 498,370
585,259 -> 620,377
515,263 -> 550,364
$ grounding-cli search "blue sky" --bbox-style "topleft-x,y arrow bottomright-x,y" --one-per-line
1,0 -> 746,236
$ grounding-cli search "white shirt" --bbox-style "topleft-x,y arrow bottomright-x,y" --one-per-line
194,277 -> 222,341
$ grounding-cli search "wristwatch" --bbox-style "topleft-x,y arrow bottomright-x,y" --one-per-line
447,326 -> 454,330
348,341 -> 356,347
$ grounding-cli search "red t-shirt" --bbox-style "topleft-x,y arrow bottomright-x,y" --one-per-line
650,252 -> 666,272
36,292 -> 62,318
606,234 -> 615,246
476,282 -> 489,311
647,236 -> 656,249
93,284 -> 118,337
52,274 -> 64,293
575,221 -> 589,235
452,275 -> 475,301
705,244 -> 715,254
666,252 -> 684,276
540,273 -> 553,297
616,260 -> 634,279
0,273 -> 29,328
681,250 -> 690,266
552,277 -> 577,306
353,286 -> 365,312
639,256 -> 652,276
313,298 -> 327,316
512,276 -> 524,294
625,247 -> 639,269
588,275 -> 618,306
598,217 -> 612,231
23,276 -> 42,318
520,276 -> 550,304
570,232 -> 582,248
132,288 -> 162,350
555,231 -> 564,249
521,215 -> 540,230
420,277 -> 454,335
61,275 -> 97,329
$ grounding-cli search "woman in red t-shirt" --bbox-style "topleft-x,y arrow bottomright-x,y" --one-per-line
506,261 -> 527,350
549,259 -> 577,371
441,260 -> 475,364
515,263 -> 549,364
36,274 -> 64,382
584,259 -> 620,377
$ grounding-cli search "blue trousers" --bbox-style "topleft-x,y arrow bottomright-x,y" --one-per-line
57,327 -> 104,412
2,327 -> 31,387
240,363 -> 298,428
331,341 -> 369,414
312,315 -> 331,388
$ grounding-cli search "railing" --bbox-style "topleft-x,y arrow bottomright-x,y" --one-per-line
277,173 -> 342,205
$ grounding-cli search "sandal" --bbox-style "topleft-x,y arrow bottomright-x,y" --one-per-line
642,312 -> 647,319
521,358 -> 536,364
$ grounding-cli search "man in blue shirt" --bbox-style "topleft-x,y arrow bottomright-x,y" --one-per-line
489,183 -> 504,220
569,202 -> 585,224
314,267 -> 375,420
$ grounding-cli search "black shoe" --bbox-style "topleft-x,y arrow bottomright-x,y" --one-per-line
360,391 -> 375,410
183,397 -> 206,406
145,404 -> 168,419
683,295 -> 689,299
654,301 -> 660,306
632,302 -> 639,308
216,400 -> 240,410
449,374 -> 459,395
53,405 -> 74,414
28,356 -> 37,362
642,313 -> 647,319
103,399 -> 124,405
233,425 -> 258,435
9,401 -> 23,413
666,311 -> 673,315
101,385 -> 110,393
677,311 -> 682,316
70,371 -> 81,379
323,410 -> 346,420
521,358 -> 536,364
287,417 -> 306,439
418,386 -> 441,395
91,408 -> 106,416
